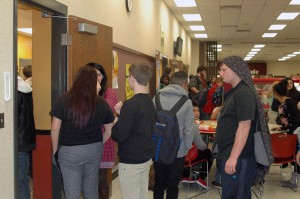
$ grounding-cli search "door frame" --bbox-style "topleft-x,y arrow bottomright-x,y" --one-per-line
14,0 -> 67,198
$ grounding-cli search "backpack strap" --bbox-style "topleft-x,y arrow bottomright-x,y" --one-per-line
170,96 -> 189,114
155,93 -> 163,111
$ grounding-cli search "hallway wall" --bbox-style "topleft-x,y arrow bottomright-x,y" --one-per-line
56,0 -> 193,67
0,0 -> 15,198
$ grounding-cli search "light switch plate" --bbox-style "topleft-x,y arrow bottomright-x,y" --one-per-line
0,113 -> 4,128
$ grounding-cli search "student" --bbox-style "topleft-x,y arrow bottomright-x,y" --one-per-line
17,74 -> 35,199
111,62 -> 156,199
87,62 -> 118,199
153,71 -> 194,199
215,56 -> 272,199
50,66 -> 114,199
181,101 -> 213,188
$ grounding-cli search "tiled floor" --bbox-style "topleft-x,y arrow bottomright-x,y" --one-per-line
111,162 -> 299,199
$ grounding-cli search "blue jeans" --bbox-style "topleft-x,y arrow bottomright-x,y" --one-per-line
218,157 -> 256,199
18,152 -> 30,199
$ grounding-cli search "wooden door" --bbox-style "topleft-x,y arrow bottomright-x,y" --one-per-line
169,59 -> 183,73
68,16 -> 113,88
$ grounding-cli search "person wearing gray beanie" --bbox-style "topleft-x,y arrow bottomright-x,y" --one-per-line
215,56 -> 273,199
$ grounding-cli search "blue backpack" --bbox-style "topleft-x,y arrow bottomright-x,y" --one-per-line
152,93 -> 188,164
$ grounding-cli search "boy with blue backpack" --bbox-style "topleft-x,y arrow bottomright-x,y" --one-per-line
153,71 -> 194,199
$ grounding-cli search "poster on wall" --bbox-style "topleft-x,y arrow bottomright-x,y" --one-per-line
125,64 -> 134,100
112,50 -> 119,89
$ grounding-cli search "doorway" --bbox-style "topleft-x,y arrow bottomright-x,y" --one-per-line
16,1 -> 67,198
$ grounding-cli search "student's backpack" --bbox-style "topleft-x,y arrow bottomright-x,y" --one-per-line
152,93 -> 188,164
198,88 -> 209,107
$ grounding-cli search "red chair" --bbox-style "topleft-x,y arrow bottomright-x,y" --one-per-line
181,144 -> 209,198
271,134 -> 297,183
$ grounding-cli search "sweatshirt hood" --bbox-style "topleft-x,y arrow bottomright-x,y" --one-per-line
158,84 -> 188,97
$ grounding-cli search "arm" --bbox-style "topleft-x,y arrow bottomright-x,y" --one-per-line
111,101 -> 135,143
183,102 -> 195,149
193,124 -> 207,150
297,152 -> 300,166
225,120 -> 251,175
51,116 -> 62,153
103,122 -> 114,143
190,87 -> 199,94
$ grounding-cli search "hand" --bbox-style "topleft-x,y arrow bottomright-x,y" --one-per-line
296,152 -> 300,166
114,101 -> 123,115
225,157 -> 237,175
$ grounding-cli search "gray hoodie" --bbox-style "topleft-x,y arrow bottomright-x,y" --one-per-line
153,84 -> 194,158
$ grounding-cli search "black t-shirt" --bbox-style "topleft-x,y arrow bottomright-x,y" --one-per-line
112,93 -> 156,164
216,81 -> 257,158
50,94 -> 115,146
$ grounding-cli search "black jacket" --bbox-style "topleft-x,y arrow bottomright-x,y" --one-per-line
18,91 -> 36,152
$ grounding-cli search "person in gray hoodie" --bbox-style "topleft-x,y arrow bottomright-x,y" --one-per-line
153,71 -> 194,199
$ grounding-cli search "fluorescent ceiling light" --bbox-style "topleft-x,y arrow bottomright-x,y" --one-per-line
254,44 -> 265,48
262,33 -> 277,37
246,54 -> 255,57
278,58 -> 286,61
289,0 -> 300,5
268,24 -> 286,30
217,49 -> 222,52
287,54 -> 296,57
277,12 -> 300,20
183,14 -> 201,21
194,34 -> 208,38
244,58 -> 251,61
251,49 -> 261,52
174,0 -> 196,7
283,56 -> 291,59
217,45 -> 222,48
293,51 -> 300,54
18,28 -> 32,34
245,57 -> 253,59
190,25 -> 205,31
248,52 -> 258,55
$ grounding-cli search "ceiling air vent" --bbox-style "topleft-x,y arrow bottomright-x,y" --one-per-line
285,38 -> 298,41
220,5 -> 242,10
236,29 -> 250,32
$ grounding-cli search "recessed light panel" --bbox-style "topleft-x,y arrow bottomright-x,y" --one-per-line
268,24 -> 286,30
18,28 -> 32,34
293,51 -> 300,54
190,25 -> 205,31
217,49 -> 222,52
251,49 -> 261,52
183,14 -> 201,21
194,34 -> 208,38
262,33 -> 277,38
174,0 -> 196,7
254,44 -> 265,48
277,12 -> 300,20
248,52 -> 258,55
289,0 -> 300,5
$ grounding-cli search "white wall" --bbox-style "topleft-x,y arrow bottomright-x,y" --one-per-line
56,0 -> 192,65
267,61 -> 300,77
0,0 -> 15,198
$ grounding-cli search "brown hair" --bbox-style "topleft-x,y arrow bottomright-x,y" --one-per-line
129,62 -> 153,86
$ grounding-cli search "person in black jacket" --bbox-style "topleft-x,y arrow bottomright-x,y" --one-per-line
111,63 -> 156,199
17,75 -> 36,199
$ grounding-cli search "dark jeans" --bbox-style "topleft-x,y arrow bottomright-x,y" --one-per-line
18,152 -> 30,199
218,157 -> 256,199
182,149 -> 213,180
154,157 -> 185,199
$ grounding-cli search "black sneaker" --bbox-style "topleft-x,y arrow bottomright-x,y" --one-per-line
280,163 -> 288,169
211,181 -> 222,188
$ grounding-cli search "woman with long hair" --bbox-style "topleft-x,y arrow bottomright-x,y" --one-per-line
50,66 -> 114,199
285,77 -> 300,103
87,62 -> 118,199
